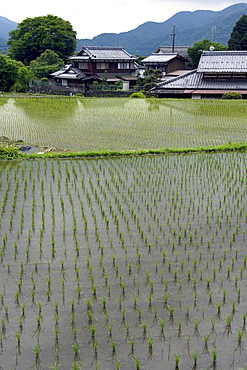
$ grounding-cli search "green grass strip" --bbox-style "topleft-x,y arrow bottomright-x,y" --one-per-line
1,142 -> 247,160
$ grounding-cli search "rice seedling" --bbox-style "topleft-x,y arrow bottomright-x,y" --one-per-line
224,315 -> 233,336
174,353 -> 181,369
34,344 -> 42,368
134,356 -> 141,370
194,318 -> 201,338
111,340 -> 117,359
1,143 -> 247,368
72,342 -> 81,362
242,314 -> 247,332
235,329 -> 245,353
211,347 -> 218,369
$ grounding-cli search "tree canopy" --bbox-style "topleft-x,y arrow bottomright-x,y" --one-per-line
0,55 -> 19,91
12,66 -> 35,92
7,15 -> 76,64
228,15 -> 247,50
137,69 -> 163,91
188,39 -> 228,69
0,55 -> 35,92
30,49 -> 64,79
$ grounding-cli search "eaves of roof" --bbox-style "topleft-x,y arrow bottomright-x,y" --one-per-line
55,74 -> 80,80
50,64 -> 72,76
152,70 -> 247,91
96,73 -> 137,81
152,70 -> 198,91
185,89 -> 247,94
121,74 -> 137,81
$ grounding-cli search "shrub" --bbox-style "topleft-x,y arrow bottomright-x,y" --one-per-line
130,92 -> 146,99
74,93 -> 84,97
114,80 -> 123,90
222,92 -> 242,99
0,146 -> 22,158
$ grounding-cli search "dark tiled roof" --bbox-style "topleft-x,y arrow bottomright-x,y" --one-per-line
156,46 -> 190,60
152,51 -> 247,93
142,53 -> 179,63
153,70 -> 198,90
198,51 -> 247,73
51,65 -> 87,80
71,46 -> 137,61
152,70 -> 247,93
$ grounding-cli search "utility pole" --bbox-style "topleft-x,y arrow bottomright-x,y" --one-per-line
171,25 -> 176,53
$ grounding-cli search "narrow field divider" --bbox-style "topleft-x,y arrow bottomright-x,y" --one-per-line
1,142 -> 247,160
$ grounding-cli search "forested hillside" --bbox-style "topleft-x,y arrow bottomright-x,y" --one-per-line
1,3 -> 247,56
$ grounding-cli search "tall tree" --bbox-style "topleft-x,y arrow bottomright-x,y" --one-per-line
188,39 -> 228,69
30,49 -> 64,79
0,55 -> 18,91
7,15 -> 76,64
228,15 -> 247,50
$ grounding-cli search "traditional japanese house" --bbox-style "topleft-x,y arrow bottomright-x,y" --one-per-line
142,53 -> 189,73
151,51 -> 247,99
51,46 -> 139,90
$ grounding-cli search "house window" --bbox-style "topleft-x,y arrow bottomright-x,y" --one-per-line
62,79 -> 67,86
96,62 -> 109,70
78,62 -> 88,69
118,62 -> 129,69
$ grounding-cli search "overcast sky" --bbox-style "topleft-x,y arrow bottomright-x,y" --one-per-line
1,0 -> 244,39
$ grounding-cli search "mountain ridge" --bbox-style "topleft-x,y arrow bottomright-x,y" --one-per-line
0,16 -> 17,40
76,3 -> 247,55
1,3 -> 247,55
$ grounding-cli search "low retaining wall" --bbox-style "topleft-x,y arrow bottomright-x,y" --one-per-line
84,91 -> 133,97
28,84 -> 86,96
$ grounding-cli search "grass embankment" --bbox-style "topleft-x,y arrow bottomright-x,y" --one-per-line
1,142 -> 247,159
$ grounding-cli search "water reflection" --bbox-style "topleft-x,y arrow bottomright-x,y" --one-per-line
0,97 -> 8,108
14,97 -> 79,121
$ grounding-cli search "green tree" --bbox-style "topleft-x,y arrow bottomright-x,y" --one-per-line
135,55 -> 146,65
7,15 -> 76,64
0,55 -> 18,91
12,66 -> 35,92
137,69 -> 163,91
228,15 -> 247,50
114,80 -> 123,90
30,49 -> 64,79
188,39 -> 228,69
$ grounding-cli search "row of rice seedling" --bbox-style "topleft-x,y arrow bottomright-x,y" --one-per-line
0,152 -> 247,369
1,97 -> 247,151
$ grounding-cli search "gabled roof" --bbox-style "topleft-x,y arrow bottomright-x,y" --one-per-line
198,51 -> 247,73
152,69 -> 247,94
51,65 -> 70,77
70,46 -> 137,61
153,70 -> 198,90
156,46 -> 190,60
152,51 -> 247,94
51,65 -> 87,80
142,53 -> 188,64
